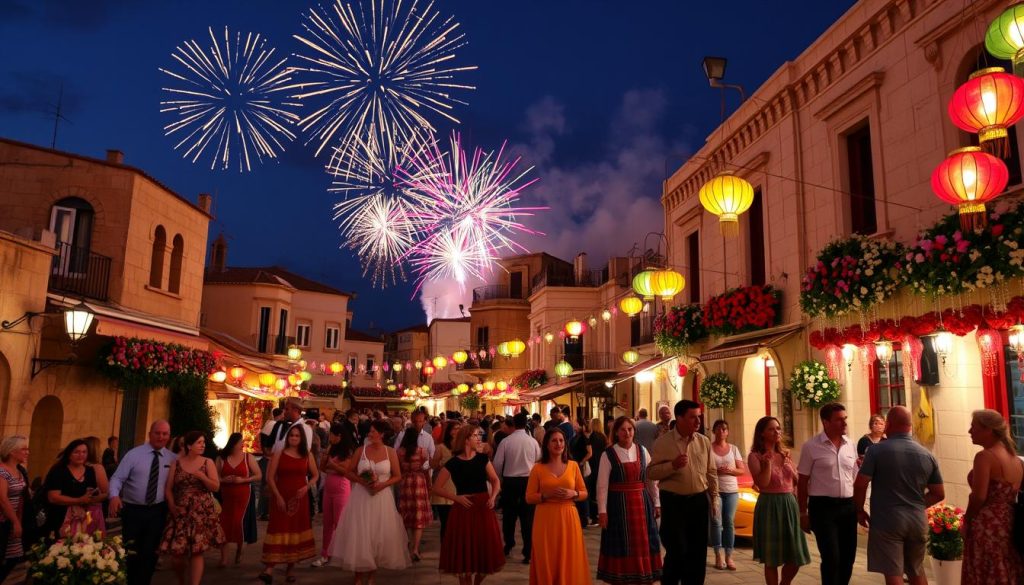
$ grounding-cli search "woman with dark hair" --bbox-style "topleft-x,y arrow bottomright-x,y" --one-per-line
329,419 -> 409,584
430,419 -> 462,537
311,422 -> 355,567
433,424 -> 504,584
397,421 -> 431,560
158,431 -> 224,585
596,416 -> 661,585
261,425 -> 319,583
216,432 -> 260,567
856,414 -> 886,461
711,419 -> 745,571
748,416 -> 809,585
43,438 -> 107,539
525,428 -> 590,585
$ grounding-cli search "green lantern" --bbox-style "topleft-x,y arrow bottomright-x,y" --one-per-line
632,269 -> 656,301
987,2 -> 1024,76
554,360 -> 574,378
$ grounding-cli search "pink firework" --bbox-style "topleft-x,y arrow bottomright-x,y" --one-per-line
400,133 -> 546,291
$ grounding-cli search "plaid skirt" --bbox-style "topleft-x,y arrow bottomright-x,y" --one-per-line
398,469 -> 432,529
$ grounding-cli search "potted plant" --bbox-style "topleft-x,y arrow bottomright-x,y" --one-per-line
28,521 -> 128,585
926,503 -> 964,585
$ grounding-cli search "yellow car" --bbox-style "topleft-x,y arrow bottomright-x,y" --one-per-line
733,472 -> 758,539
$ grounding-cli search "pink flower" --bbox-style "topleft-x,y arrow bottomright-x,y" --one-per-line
956,240 -> 970,253
934,235 -> 947,249
914,253 -> 925,263
920,239 -> 934,252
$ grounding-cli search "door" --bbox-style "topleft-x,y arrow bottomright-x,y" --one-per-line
510,271 -> 523,299
50,205 -> 77,275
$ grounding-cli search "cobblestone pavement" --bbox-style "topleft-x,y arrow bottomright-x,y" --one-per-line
147,514 -> 935,585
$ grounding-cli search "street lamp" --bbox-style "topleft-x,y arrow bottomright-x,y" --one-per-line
2,301 -> 96,377
702,56 -> 727,82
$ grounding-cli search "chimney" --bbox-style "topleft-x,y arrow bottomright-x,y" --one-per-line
106,150 -> 124,164
210,233 -> 227,272
198,193 -> 212,214
573,252 -> 588,285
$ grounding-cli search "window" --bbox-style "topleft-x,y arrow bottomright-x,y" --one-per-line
748,188 -> 766,286
563,336 -> 583,370
846,122 -> 878,235
874,351 -> 907,416
687,231 -> 700,303
365,356 -> 375,374
325,325 -> 340,350
149,226 -> 166,288
275,309 -> 289,354
1006,346 -> 1024,453
510,271 -> 524,299
168,234 -> 184,294
296,322 -> 311,348
50,197 -> 94,275
348,355 -> 358,373
476,326 -> 489,349
257,307 -> 271,353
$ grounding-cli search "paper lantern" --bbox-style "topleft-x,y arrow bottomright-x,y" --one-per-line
948,68 -> 1024,157
554,360 -> 574,378
473,383 -> 483,393
496,381 -> 508,392
393,362 -> 403,372
287,374 -> 299,386
452,350 -> 468,365
484,380 -> 496,392
258,372 -> 277,387
229,366 -> 246,381
544,332 -> 555,344
414,360 -> 423,369
506,339 -> 526,358
432,356 -> 448,369
601,309 -> 612,322
274,379 -> 288,391
564,320 -> 584,339
931,147 -> 1009,232
329,361 -> 343,374
299,371 -> 312,382
632,269 -> 656,300
287,345 -> 302,361
387,383 -> 397,391
588,316 -> 598,327
497,341 -> 511,358
208,370 -> 227,383
619,296 -> 643,318
677,363 -> 688,377
456,383 -> 469,395
621,349 -> 640,365
423,365 -> 435,376
986,3 -> 1024,75
420,385 -> 431,394
650,269 -> 685,301
698,172 -> 755,237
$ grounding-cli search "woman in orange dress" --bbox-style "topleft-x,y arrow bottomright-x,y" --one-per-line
525,427 -> 591,585
260,426 -> 319,584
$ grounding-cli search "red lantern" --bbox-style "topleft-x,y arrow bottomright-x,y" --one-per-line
423,365 -> 435,376
931,147 -> 1009,232
948,68 -> 1024,158
677,363 -> 688,377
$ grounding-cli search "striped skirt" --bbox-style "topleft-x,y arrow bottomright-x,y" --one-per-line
752,492 -> 811,568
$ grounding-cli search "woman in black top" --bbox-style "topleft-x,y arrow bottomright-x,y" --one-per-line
570,425 -> 594,527
43,439 -> 107,540
856,414 -> 886,463
433,424 -> 505,584
586,418 -> 608,526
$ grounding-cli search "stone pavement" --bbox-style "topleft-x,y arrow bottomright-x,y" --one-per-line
150,516 -> 929,585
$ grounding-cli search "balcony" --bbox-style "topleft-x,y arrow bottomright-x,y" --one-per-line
48,241 -> 111,301
461,348 -> 494,371
558,352 -> 617,372
251,333 -> 297,356
472,284 -> 529,303
531,267 -> 608,293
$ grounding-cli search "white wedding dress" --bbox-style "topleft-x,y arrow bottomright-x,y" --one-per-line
328,447 -> 410,571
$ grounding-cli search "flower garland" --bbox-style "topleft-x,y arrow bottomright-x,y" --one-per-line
902,205 -> 1024,297
655,305 -> 708,355
703,285 -> 781,336
100,337 -> 217,389
238,398 -> 270,452
29,529 -> 127,585
800,235 -> 905,318
926,504 -> 964,561
308,384 -> 344,398
789,360 -> 841,408
510,369 -> 548,391
699,372 -> 737,409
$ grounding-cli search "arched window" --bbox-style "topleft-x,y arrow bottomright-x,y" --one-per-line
956,46 -> 1023,185
168,234 -> 184,294
149,226 -> 166,288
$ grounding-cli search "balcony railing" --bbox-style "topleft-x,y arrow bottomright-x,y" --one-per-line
531,267 -> 608,293
48,241 -> 111,301
557,352 -> 617,371
464,348 -> 494,370
472,284 -> 529,303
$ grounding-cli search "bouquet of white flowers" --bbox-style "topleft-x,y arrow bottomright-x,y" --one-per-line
789,360 -> 841,408
699,373 -> 737,410
28,525 -> 127,585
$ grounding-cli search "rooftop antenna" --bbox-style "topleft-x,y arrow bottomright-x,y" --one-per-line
47,83 -> 73,149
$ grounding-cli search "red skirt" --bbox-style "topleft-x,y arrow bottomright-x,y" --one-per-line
439,493 -> 505,575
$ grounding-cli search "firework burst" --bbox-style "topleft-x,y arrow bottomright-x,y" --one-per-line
290,0 -> 476,165
160,26 -> 300,172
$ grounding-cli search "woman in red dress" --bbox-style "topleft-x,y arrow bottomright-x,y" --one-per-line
260,426 -> 319,584
397,427 -> 431,561
217,433 -> 260,567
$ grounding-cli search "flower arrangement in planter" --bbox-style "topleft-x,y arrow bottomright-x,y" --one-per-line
654,305 -> 708,355
789,360 -> 841,408
29,528 -> 128,585
101,336 -> 218,388
800,234 -> 905,318
699,372 -> 737,409
460,393 -> 481,411
702,285 -> 781,336
902,205 -> 1024,297
926,504 -> 964,561
510,369 -> 548,391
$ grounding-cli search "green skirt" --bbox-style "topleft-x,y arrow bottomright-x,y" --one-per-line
752,492 -> 811,567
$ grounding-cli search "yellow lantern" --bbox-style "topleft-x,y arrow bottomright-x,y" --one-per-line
421,384 -> 431,394
632,269 -> 656,300
619,296 -> 643,317
497,341 -> 511,358
496,381 -> 508,392
208,370 -> 227,383
393,362 -> 403,372
621,349 -> 640,365
299,371 -> 312,382
601,309 -> 612,322
432,355 -> 448,369
387,383 -> 397,391
456,383 -> 469,395
287,374 -> 300,386
564,320 -> 584,339
506,339 -> 526,358
452,350 -> 468,365
698,172 -> 755,237
286,345 -> 302,361
544,332 -> 555,344
651,269 -> 685,301
484,380 -> 496,392
274,379 -> 288,391
554,360 -> 574,378
329,361 -> 343,374
341,380 -> 348,388
229,366 -> 246,381
258,372 -> 277,387
473,383 -> 484,393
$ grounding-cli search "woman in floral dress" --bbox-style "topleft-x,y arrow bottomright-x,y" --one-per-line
397,424 -> 431,561
158,431 -> 225,585
962,409 -> 1024,584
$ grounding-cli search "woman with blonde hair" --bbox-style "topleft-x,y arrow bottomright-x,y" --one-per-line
0,436 -> 30,581
962,409 -> 1024,584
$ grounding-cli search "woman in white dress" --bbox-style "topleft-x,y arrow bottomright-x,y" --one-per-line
329,419 -> 410,584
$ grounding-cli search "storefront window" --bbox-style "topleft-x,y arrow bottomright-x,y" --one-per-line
1005,347 -> 1024,453
875,352 -> 907,416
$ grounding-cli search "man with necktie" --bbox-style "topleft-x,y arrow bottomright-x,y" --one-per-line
108,420 -> 175,585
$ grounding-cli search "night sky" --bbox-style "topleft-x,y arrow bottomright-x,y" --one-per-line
0,0 -> 855,333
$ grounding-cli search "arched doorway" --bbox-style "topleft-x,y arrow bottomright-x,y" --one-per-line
29,396 -> 63,483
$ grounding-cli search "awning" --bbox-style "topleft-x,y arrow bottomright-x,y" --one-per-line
698,324 -> 802,364
613,356 -> 676,382
519,379 -> 581,401
216,382 -> 278,402
96,314 -> 208,350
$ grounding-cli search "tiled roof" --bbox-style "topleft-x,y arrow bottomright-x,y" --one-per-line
345,328 -> 382,343
204,266 -> 350,297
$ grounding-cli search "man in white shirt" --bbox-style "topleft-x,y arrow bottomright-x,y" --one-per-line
797,402 -> 858,585
393,409 -> 435,470
493,412 -> 541,563
259,408 -> 283,452
269,399 -> 314,453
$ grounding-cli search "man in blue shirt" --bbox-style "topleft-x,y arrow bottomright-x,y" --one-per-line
109,420 -> 175,585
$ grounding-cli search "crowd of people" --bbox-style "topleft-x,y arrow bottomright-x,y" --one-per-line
0,398 -> 1022,585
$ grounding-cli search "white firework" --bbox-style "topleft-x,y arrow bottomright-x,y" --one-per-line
337,193 -> 416,285
160,26 -> 300,172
